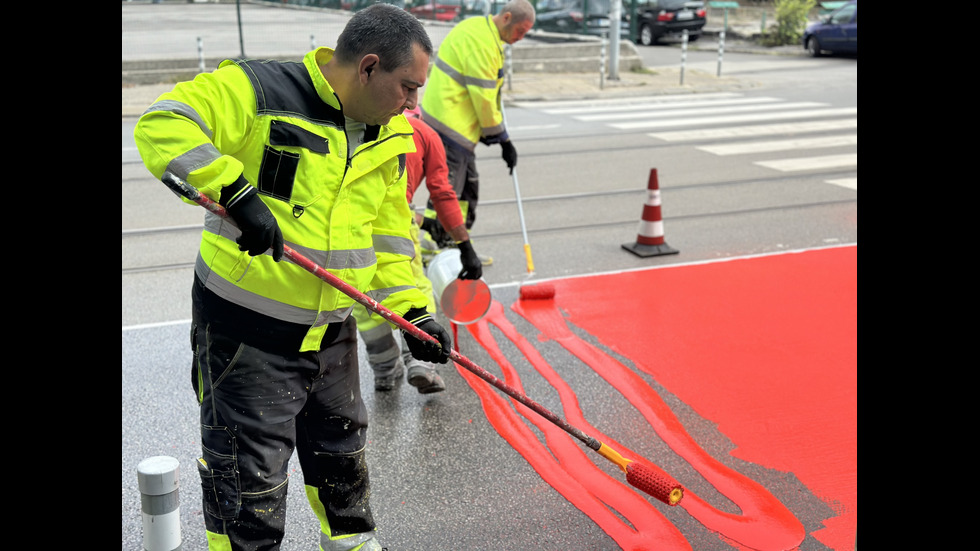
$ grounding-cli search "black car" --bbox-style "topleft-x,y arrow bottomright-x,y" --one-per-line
632,0 -> 706,46
535,0 -> 629,37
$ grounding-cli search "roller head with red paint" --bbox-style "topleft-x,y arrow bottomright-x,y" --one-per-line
626,463 -> 684,506
519,284 -> 556,301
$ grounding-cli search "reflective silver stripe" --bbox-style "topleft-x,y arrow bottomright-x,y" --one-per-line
195,255 -> 320,325
364,284 -> 415,305
327,248 -> 379,270
373,233 -> 414,258
204,215 -> 381,271
434,57 -> 498,90
418,108 -> 475,151
482,121 -> 507,137
143,99 -> 214,140
320,531 -> 381,551
166,142 -> 222,181
313,305 -> 353,328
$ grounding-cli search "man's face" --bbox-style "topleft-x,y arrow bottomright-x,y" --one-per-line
501,17 -> 535,44
362,43 -> 429,126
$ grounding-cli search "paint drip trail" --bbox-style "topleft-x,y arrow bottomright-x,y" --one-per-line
462,300 -> 690,550
510,297 -> 805,551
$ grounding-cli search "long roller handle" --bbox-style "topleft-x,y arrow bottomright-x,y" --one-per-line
501,104 -> 535,277
161,172 -> 682,506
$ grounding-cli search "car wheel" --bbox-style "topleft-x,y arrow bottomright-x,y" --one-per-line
639,23 -> 654,46
806,36 -> 823,57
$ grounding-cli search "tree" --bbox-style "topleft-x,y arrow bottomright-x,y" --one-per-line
760,0 -> 815,46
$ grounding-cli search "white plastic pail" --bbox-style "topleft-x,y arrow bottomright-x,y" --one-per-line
426,248 -> 492,325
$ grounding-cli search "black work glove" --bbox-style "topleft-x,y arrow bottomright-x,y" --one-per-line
220,175 -> 284,262
480,132 -> 507,146
402,307 -> 452,364
501,140 -> 517,175
456,240 -> 482,280
421,216 -> 453,248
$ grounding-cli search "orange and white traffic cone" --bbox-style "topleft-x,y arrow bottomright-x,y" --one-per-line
622,168 -> 679,257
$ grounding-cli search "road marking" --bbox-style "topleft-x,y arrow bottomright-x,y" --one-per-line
648,119 -> 858,141
510,91 -> 743,110
754,153 -> 857,172
542,96 -> 782,116
611,107 -> 858,130
698,134 -> 858,155
509,124 -> 562,132
826,178 -> 858,190
577,101 -> 826,122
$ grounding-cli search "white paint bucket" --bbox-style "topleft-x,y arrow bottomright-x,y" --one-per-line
426,248 -> 492,325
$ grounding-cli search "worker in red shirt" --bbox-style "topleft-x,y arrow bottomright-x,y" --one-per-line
353,109 -> 483,393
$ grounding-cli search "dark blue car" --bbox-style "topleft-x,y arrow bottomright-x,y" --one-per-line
802,0 -> 857,57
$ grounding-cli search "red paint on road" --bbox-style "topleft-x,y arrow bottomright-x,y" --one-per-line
458,246 -> 856,550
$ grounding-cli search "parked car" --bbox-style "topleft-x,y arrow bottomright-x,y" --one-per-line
535,0 -> 629,37
631,0 -> 706,46
802,0 -> 856,57
408,0 -> 464,21
351,0 -> 406,11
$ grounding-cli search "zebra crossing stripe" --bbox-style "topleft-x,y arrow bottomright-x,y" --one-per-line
698,134 -> 858,155
545,95 -> 781,116
755,153 -> 857,172
511,91 -> 742,110
648,119 -> 858,142
578,101 -> 826,122
827,178 -> 858,190
612,107 -> 858,130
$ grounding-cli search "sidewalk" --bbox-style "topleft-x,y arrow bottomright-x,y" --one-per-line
124,38 -> 804,117
123,68 -> 754,117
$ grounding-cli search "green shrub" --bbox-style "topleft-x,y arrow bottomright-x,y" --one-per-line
759,0 -> 815,47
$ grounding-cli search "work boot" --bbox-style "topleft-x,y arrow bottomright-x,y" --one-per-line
406,357 -> 446,394
373,357 -> 405,391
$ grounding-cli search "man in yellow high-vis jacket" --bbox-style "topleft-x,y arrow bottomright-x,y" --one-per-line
420,0 -> 536,249
133,5 -> 450,550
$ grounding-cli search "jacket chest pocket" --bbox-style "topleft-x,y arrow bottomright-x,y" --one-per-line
258,120 -> 330,203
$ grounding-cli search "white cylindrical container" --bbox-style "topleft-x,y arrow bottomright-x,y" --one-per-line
426,249 -> 492,325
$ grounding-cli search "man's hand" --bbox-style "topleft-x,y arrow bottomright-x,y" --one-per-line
456,240 -> 482,280
501,140 -> 518,175
220,175 -> 284,261
402,308 -> 452,364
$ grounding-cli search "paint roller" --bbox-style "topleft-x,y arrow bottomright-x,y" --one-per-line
162,172 -> 683,506
500,102 -> 555,303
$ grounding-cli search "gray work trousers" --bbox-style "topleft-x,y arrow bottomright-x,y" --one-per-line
190,312 -> 373,550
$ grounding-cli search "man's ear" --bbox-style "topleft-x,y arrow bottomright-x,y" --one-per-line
359,54 -> 380,84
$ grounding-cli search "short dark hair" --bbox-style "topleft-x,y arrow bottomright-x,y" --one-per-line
335,4 -> 433,72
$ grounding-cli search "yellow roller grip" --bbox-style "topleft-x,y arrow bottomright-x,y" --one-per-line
524,243 -> 535,274
596,443 -> 632,474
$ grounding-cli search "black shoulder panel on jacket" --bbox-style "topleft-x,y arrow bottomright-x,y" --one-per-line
233,59 -> 346,128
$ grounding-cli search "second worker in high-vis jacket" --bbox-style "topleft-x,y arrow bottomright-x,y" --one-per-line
420,0 -> 536,241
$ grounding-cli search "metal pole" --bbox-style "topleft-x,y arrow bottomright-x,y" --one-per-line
138,456 -> 182,551
679,29 -> 687,85
717,30 -> 725,76
236,0 -> 245,58
310,34 -> 316,50
582,0 -> 589,34
608,0 -> 621,80
197,37 -> 205,74
599,32 -> 606,90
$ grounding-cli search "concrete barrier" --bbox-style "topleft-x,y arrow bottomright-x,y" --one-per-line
122,40 -> 643,86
